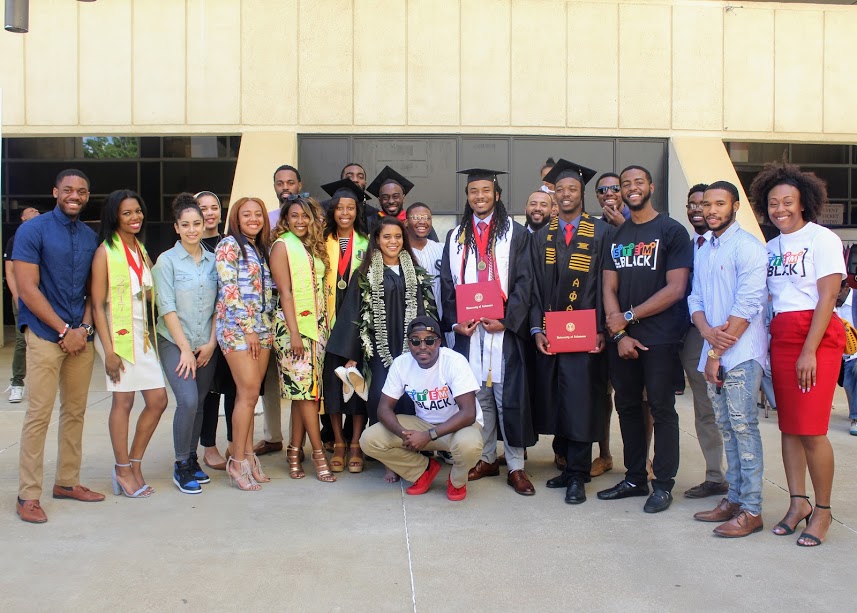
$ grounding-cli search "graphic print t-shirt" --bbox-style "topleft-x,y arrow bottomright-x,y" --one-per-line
766,222 -> 845,313
382,347 -> 483,427
603,213 -> 693,345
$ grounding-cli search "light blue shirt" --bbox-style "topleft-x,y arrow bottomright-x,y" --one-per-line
153,241 -> 218,350
688,222 -> 769,373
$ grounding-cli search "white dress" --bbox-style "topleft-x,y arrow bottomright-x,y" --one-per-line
95,252 -> 165,392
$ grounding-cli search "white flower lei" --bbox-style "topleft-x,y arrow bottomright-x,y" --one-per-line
366,250 -> 419,368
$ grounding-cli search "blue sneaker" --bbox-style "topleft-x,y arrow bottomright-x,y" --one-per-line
173,460 -> 202,494
188,452 -> 210,484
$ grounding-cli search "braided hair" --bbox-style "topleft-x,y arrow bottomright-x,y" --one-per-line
456,189 -> 511,257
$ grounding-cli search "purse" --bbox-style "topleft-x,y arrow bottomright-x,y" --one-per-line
841,316 -> 857,356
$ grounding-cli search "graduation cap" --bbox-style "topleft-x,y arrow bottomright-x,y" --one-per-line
542,159 -> 597,187
320,178 -> 367,203
456,168 -> 507,185
366,166 -> 414,198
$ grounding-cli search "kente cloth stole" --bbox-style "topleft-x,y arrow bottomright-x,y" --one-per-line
105,235 -> 155,363
324,232 -> 368,326
543,212 -> 595,313
280,231 -> 323,341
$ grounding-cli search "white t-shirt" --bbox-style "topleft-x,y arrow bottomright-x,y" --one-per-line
381,347 -> 483,427
766,222 -> 845,313
412,239 -> 445,319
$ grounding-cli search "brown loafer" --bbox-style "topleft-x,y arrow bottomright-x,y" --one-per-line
17,498 -> 48,523
694,497 -> 741,522
713,509 -> 763,538
684,480 -> 729,499
467,459 -> 500,481
590,456 -> 613,477
554,454 -> 567,471
52,484 -> 105,502
507,469 -> 536,496
253,440 -> 284,456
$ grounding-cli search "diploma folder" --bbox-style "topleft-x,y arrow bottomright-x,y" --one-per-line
456,281 -> 505,321
545,309 -> 597,353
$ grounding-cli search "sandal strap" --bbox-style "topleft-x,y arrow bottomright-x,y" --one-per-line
790,494 -> 810,500
115,463 -> 131,468
815,504 -> 831,510
129,458 -> 143,463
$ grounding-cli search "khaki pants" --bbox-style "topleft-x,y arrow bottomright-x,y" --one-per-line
18,331 -> 95,500
360,415 -> 483,488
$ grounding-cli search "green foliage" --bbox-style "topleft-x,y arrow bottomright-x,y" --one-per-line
83,136 -> 139,159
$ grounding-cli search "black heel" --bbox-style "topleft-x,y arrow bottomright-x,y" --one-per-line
797,504 -> 832,548
772,494 -> 812,536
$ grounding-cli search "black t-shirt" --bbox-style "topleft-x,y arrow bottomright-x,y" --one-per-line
201,235 -> 221,254
4,235 -> 15,262
603,213 -> 692,345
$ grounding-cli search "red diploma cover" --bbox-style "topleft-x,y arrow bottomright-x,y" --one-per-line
545,309 -> 597,353
456,281 -> 505,321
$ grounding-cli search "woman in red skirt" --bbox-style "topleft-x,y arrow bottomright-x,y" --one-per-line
750,163 -> 845,547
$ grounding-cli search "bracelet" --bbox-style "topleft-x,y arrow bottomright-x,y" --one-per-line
611,330 -> 627,343
57,323 -> 70,340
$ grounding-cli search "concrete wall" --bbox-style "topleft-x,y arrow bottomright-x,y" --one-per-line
2,0 -> 857,141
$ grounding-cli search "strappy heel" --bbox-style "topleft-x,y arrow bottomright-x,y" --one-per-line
287,445 -> 306,479
250,454 -> 271,483
772,494 -> 812,535
226,457 -> 261,491
111,463 -> 151,498
348,443 -> 364,473
330,443 -> 347,473
312,449 -> 336,482
129,458 -> 154,494
797,504 -> 832,547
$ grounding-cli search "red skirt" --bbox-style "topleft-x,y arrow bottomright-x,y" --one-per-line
770,310 -> 845,435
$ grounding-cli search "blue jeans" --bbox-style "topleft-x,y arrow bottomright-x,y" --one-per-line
843,359 -> 857,420
706,359 -> 764,516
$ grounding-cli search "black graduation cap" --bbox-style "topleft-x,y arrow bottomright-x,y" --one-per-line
320,178 -> 367,203
542,158 -> 597,186
456,168 -> 508,185
366,166 -> 415,198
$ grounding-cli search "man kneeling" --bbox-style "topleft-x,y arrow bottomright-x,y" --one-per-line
360,316 -> 483,500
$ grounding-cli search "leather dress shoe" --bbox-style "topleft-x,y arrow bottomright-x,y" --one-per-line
589,456 -> 613,477
554,454 -> 567,471
694,497 -> 741,522
565,478 -> 586,504
597,480 -> 649,500
17,498 -> 47,523
643,489 -> 673,513
684,480 -> 729,499
713,509 -> 763,538
467,459 -> 500,481
507,470 -> 536,496
52,484 -> 105,502
546,473 -> 574,489
253,440 -> 283,456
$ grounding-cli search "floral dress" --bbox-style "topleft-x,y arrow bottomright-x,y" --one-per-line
215,236 -> 274,354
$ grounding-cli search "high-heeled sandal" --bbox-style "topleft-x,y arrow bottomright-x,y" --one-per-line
330,443 -> 347,473
226,457 -> 261,491
348,443 -> 364,474
772,494 -> 812,535
250,454 -> 271,483
797,504 -> 832,547
129,458 -> 154,494
111,463 -> 151,498
287,445 -> 305,479
312,449 -> 336,482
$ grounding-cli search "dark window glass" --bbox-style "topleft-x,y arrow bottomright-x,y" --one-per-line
162,161 -> 235,196
791,144 -> 849,165
727,142 -> 789,165
140,137 -> 160,158
804,167 -> 848,199
163,136 -> 230,158
6,137 -> 83,160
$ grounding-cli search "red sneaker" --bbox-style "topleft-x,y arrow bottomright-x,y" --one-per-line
447,476 -> 467,501
406,458 -> 441,495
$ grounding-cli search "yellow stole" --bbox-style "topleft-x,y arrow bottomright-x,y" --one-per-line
278,231 -> 324,341
105,235 -> 155,364
324,232 -> 368,327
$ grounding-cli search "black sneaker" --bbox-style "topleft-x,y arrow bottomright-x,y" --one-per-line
173,460 -> 202,494
436,450 -> 454,465
188,452 -> 210,484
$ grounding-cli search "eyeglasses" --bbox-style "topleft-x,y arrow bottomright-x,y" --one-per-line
408,215 -> 431,222
596,185 -> 621,194
686,202 -> 704,210
409,336 -> 440,347
285,192 -> 310,201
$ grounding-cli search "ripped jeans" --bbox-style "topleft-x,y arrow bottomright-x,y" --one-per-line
707,359 -> 764,516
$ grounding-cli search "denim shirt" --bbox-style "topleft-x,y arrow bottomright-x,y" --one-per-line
152,241 -> 217,350
12,206 -> 99,342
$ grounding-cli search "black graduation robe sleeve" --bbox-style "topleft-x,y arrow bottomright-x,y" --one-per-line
325,272 -> 365,363
501,223 -> 534,340
440,229 -> 458,334
528,226 -> 547,333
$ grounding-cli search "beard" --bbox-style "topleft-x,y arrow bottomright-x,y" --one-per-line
526,214 -> 549,231
706,209 -> 737,233
623,189 -> 652,211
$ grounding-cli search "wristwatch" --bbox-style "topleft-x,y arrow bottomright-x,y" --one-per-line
624,309 -> 639,325
707,349 -> 721,360
79,323 -> 95,338
428,428 -> 439,441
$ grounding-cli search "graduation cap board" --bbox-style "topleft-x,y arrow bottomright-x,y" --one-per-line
456,168 -> 508,185
542,159 -> 597,187
320,178 -> 367,203
366,166 -> 415,198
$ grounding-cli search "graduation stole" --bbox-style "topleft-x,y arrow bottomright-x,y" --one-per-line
543,213 -> 595,312
378,209 -> 406,222
279,231 -> 323,342
324,232 -> 368,327
105,235 -> 155,363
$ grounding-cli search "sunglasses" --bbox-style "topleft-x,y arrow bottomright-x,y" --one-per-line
596,185 -> 621,194
409,336 -> 440,347
285,192 -> 311,201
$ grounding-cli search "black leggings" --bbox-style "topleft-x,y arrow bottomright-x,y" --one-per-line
200,390 -> 236,445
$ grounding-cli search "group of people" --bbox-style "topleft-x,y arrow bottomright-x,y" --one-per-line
9,158 -> 846,548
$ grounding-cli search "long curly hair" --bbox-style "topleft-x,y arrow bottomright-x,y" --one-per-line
455,191 -> 511,256
748,162 -> 827,224
323,196 -> 369,239
358,217 -> 416,276
273,196 -> 330,270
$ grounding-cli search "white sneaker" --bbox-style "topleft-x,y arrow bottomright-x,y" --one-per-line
850,419 -> 857,436
7,385 -> 24,403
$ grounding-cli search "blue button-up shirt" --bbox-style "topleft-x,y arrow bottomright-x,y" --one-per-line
12,206 -> 99,342
687,222 -> 769,372
152,241 -> 218,351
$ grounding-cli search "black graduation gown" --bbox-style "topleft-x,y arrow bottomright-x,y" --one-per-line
528,217 -> 610,442
440,219 -> 536,448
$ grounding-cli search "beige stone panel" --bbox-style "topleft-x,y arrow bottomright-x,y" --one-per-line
0,32 -> 26,125
231,132 -> 298,219
567,2 -> 618,129
617,3 -> 671,130
408,0 -> 459,126
823,11 -> 857,134
723,8 -> 773,132
354,0 -> 406,125
461,0 -> 510,126
25,0 -> 79,125
298,0 -> 352,125
79,0 -> 132,126
133,0 -> 186,125
241,0 -> 298,125
510,0 -> 565,127
774,9 -> 823,134
671,5 -> 722,131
